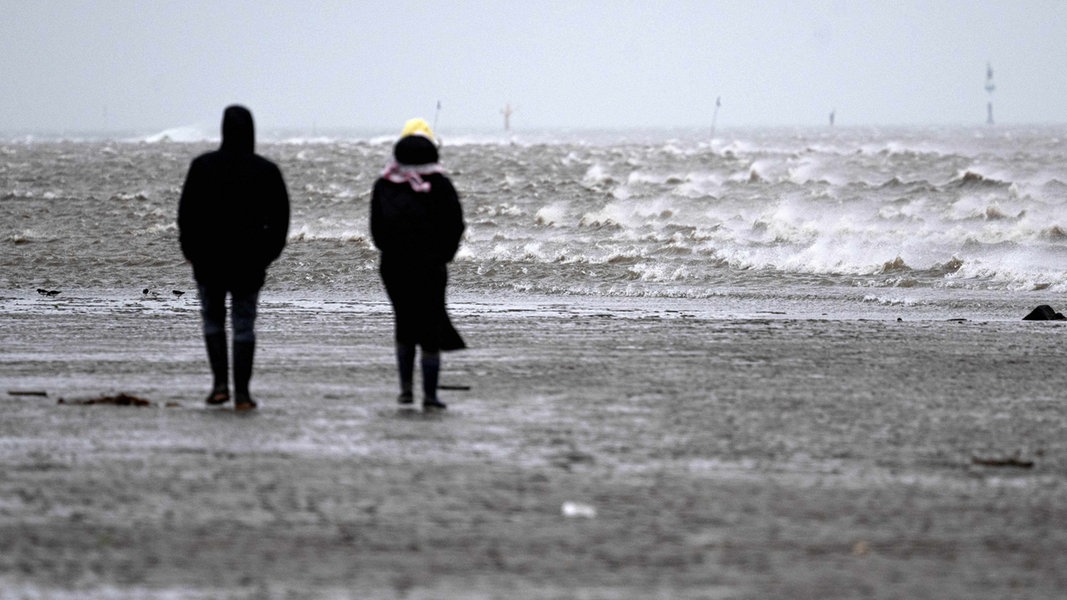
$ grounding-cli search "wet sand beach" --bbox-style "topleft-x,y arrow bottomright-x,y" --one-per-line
2,290 -> 1066,599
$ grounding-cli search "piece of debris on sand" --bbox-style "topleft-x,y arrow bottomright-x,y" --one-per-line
971,455 -> 1035,469
1022,305 -> 1066,321
58,393 -> 153,407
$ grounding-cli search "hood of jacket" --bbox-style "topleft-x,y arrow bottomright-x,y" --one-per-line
220,105 -> 255,154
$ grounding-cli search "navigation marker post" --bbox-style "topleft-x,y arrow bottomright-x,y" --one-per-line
501,102 -> 515,132
985,62 -> 996,125
710,96 -> 722,141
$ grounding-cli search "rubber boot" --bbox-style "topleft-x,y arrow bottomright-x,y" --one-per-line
396,343 -> 416,405
232,340 -> 257,411
421,351 -> 445,411
204,332 -> 229,404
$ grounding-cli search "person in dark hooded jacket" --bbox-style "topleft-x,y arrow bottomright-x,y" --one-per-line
371,118 -> 465,411
178,105 -> 289,411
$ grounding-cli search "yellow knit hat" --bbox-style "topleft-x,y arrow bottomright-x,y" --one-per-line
400,117 -> 435,142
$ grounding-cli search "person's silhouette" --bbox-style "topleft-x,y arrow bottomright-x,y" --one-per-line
178,105 -> 290,411
371,119 -> 466,411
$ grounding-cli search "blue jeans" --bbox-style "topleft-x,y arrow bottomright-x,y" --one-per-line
197,284 -> 259,343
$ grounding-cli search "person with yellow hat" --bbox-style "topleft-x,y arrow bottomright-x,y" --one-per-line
370,119 -> 465,411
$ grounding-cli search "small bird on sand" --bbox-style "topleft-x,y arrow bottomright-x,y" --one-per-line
172,290 -> 185,298
37,289 -> 61,297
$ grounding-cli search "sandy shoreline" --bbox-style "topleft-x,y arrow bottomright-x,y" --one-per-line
1,290 -> 1066,598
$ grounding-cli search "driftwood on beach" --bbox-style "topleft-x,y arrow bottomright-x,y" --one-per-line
58,393 -> 155,407
971,455 -> 1036,469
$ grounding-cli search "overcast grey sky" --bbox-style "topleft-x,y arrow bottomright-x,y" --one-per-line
2,0 -> 1065,134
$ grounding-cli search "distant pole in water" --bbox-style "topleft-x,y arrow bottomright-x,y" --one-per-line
710,96 -> 722,141
985,62 -> 996,125
433,100 -> 442,133
501,102 -> 515,131
829,109 -> 835,127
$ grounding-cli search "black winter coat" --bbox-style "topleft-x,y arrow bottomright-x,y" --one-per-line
370,174 -> 464,267
371,168 -> 465,350
178,106 -> 290,290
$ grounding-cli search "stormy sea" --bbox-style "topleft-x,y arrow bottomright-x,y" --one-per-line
3,125 -> 1067,318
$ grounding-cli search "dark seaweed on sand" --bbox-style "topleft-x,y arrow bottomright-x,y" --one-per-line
58,393 -> 154,407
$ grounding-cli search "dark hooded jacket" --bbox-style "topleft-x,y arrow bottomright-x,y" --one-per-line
178,106 -> 290,290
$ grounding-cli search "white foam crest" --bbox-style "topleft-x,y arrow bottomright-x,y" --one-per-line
288,222 -> 370,243
947,195 -> 1021,222
560,151 -> 583,167
717,139 -> 759,156
534,201 -> 569,226
582,163 -> 616,186
8,229 -> 54,243
275,135 -> 342,145
627,261 -> 698,282
856,136 -> 959,158
658,142 -> 690,157
507,239 -> 593,262
478,241 -> 573,263
735,158 -> 793,183
948,251 -> 1067,291
862,295 -> 919,307
140,125 -> 215,143
877,198 -> 927,222
477,203 -> 525,218
579,202 -> 627,228
716,239 -> 868,276
626,171 -> 668,185
145,222 -> 176,234
786,156 -> 846,186
760,194 -> 832,241
301,182 -> 360,201
668,171 -> 724,199
361,134 -> 393,146
578,197 -> 683,231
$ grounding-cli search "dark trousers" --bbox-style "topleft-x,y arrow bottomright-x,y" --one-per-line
197,283 -> 259,396
198,284 -> 259,343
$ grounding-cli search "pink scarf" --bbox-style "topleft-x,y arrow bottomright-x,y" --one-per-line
382,162 -> 443,193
